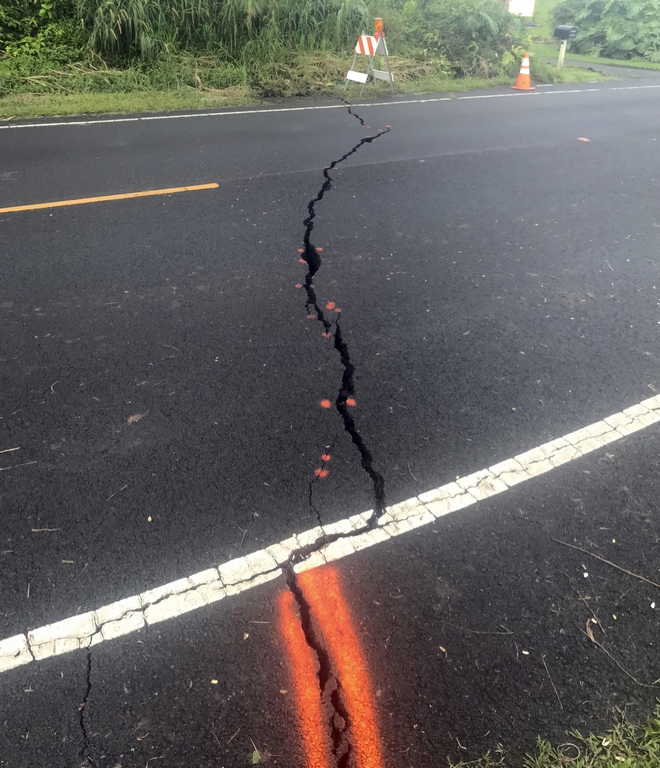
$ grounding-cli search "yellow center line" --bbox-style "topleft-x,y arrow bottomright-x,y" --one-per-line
0,183 -> 219,214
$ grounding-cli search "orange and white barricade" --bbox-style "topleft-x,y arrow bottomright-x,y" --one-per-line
344,19 -> 394,95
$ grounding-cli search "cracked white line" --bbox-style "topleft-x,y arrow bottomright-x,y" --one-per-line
2,392 -> 660,673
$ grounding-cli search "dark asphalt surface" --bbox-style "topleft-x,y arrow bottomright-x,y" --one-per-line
2,76 -> 660,766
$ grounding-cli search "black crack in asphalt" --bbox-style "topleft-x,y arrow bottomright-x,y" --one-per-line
79,648 -> 96,767
299,101 -> 390,525
279,101 -> 393,768
284,563 -> 352,768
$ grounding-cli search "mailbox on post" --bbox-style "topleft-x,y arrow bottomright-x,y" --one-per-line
554,25 -> 577,39
554,25 -> 577,68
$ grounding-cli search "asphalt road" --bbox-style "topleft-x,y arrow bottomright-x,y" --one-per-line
2,77 -> 660,767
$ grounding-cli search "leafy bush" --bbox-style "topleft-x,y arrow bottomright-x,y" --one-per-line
392,0 -> 527,76
553,0 -> 660,61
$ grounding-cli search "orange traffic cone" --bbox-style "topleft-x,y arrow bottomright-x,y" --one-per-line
512,52 -> 534,91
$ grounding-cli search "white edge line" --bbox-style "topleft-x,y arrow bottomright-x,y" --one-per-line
3,84 -> 660,131
2,393 -> 660,673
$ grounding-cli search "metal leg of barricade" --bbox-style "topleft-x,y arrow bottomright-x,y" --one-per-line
343,52 -> 359,92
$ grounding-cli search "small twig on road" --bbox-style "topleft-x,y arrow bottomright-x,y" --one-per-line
234,524 -> 248,547
49,380 -> 60,394
407,461 -> 419,483
0,447 -> 20,454
574,588 -> 606,634
552,538 -> 660,590
31,528 -> 61,532
227,727 -> 241,744
0,461 -> 37,472
442,621 -> 513,636
581,629 -> 659,689
210,728 -> 222,749
606,260 -> 614,271
106,484 -> 128,501
542,654 -> 563,710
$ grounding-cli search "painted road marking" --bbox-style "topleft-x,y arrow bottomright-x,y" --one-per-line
2,84 -> 660,131
0,183 -> 219,214
298,567 -> 384,768
279,590 -> 334,768
2,393 -> 660,673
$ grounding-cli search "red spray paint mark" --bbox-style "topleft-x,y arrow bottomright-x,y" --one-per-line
325,302 -> 336,310
298,567 -> 385,768
320,399 -> 332,409
346,398 -> 357,407
314,468 -> 329,478
278,591 -> 333,768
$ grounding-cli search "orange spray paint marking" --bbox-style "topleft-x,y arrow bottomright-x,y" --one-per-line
321,454 -> 331,462
299,259 -> 307,264
278,591 -> 333,768
320,399 -> 332,409
298,248 -> 304,253
322,332 -> 332,338
334,308 -> 342,314
298,567 -> 385,768
314,468 -> 329,478
316,247 -> 323,252
346,398 -> 357,407
325,302 -> 336,310
307,314 -> 316,320
295,284 -> 303,289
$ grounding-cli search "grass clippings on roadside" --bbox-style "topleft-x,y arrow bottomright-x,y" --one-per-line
450,708 -> 660,767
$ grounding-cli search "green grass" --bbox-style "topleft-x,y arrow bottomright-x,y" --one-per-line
0,88 -> 255,120
0,54 -> 603,120
449,709 -> 660,768
530,41 -> 660,70
529,0 -> 557,41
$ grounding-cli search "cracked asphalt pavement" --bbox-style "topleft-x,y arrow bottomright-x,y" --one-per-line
2,79 -> 660,767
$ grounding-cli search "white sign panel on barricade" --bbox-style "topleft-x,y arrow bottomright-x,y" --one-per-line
508,0 -> 535,17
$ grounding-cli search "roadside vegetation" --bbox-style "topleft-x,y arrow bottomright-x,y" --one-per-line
0,0 -> 598,118
451,708 -> 660,768
529,0 -> 660,69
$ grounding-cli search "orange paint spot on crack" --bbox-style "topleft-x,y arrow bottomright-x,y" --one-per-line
278,591 -> 333,768
298,567 -> 385,768
320,399 -> 332,409
321,454 -> 331,462
325,302 -> 336,310
314,468 -> 329,478
346,398 -> 357,407
295,284 -> 303,289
